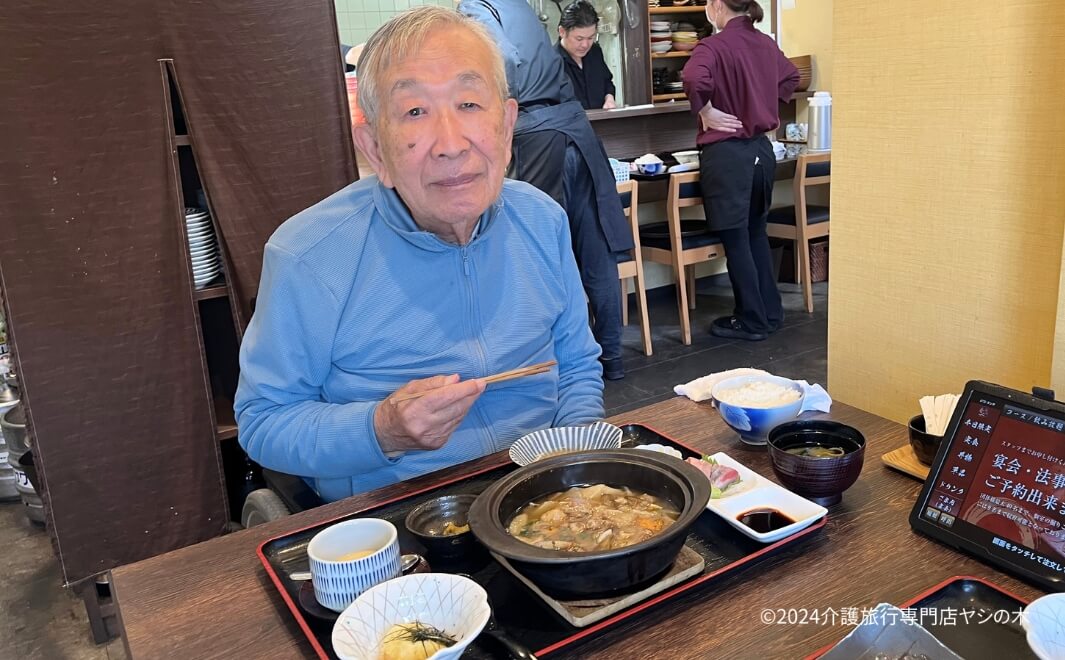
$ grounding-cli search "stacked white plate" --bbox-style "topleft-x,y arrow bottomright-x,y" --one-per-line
185,208 -> 221,289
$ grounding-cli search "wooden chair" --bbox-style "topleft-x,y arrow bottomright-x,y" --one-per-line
767,152 -> 831,313
639,171 -> 726,346
615,180 -> 652,356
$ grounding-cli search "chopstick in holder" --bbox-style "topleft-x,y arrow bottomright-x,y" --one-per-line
390,360 -> 557,404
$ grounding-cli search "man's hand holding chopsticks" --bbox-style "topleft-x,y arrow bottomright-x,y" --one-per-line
374,374 -> 486,453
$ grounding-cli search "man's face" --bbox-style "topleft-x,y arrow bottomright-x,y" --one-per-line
354,26 -> 518,242
560,25 -> 597,59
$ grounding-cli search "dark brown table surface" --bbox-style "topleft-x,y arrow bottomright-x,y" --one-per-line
111,398 -> 1046,659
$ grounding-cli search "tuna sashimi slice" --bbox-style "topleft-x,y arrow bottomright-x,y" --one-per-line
686,457 -> 742,495
709,464 -> 741,491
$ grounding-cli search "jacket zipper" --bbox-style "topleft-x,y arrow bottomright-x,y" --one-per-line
461,246 -> 494,453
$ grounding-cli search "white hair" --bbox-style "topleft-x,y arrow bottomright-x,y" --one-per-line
356,6 -> 509,126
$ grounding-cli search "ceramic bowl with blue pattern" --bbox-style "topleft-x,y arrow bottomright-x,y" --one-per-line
308,518 -> 402,612
711,374 -> 805,446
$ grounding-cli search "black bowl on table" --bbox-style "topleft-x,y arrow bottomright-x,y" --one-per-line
468,450 -> 711,599
767,420 -> 866,506
404,494 -> 478,559
908,415 -> 944,465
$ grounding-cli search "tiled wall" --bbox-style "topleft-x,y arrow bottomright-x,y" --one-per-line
335,0 -> 623,104
335,0 -> 455,47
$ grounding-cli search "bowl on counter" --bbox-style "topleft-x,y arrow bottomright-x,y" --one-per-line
404,494 -> 478,559
671,150 -> 700,166
908,415 -> 944,465
711,374 -> 806,445
767,420 -> 866,506
468,450 -> 711,598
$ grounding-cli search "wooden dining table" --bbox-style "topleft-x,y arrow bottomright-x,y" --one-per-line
110,398 -> 1047,659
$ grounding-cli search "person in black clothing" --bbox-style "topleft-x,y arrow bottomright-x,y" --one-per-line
556,1 -> 616,110
459,0 -> 632,380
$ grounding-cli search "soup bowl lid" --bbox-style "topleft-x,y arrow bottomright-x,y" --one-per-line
468,449 -> 710,565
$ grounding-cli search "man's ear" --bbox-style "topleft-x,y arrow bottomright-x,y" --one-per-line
501,98 -> 518,171
353,123 -> 393,188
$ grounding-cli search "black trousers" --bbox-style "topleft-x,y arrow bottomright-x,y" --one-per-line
714,158 -> 783,334
510,130 -> 622,360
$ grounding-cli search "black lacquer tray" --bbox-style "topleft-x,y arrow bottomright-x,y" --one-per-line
258,423 -> 827,659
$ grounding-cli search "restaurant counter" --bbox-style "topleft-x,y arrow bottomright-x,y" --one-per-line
587,102 -> 695,159
110,398 -> 1046,659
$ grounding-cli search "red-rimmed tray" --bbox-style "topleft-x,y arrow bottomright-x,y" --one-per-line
258,423 -> 828,659
808,575 -> 1034,659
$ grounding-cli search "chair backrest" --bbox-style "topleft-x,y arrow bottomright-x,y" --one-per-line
792,151 -> 830,212
616,179 -> 641,248
669,171 -> 703,212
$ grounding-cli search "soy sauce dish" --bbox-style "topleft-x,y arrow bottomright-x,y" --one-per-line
700,452 -> 827,543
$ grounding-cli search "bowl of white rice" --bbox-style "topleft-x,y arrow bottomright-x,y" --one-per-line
711,375 -> 805,445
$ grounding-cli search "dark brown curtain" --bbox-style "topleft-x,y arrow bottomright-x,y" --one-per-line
0,3 -> 228,584
159,0 -> 359,329
0,0 -> 355,584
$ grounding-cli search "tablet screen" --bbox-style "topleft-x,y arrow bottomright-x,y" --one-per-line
916,389 -> 1065,585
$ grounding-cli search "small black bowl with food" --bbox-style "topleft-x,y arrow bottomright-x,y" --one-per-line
468,449 -> 710,599
404,494 -> 478,560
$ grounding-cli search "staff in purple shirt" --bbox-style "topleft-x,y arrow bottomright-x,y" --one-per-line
682,0 -> 798,342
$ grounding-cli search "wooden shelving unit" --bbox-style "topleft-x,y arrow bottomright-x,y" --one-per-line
649,6 -> 707,103
649,6 -> 706,13
161,59 -> 254,519
652,92 -> 687,102
193,283 -> 228,301
215,397 -> 237,442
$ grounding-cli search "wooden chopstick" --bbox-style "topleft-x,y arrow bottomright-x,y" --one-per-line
390,360 -> 557,404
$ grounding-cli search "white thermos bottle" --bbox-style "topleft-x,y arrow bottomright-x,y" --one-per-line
807,91 -> 832,152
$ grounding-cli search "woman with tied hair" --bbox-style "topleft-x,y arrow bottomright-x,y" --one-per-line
556,0 -> 616,110
682,0 -> 798,342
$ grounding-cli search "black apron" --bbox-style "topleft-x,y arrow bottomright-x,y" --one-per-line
509,101 -> 633,253
699,135 -> 775,232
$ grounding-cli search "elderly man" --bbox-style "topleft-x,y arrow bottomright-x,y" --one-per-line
234,6 -> 604,502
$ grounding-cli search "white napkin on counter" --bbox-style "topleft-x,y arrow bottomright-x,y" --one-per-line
674,368 -> 833,413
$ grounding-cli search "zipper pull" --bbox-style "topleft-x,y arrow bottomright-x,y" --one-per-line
462,248 -> 470,276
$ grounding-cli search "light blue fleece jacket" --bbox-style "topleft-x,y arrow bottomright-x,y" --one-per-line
234,176 -> 604,502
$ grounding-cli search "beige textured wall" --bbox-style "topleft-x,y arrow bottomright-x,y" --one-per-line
1054,241 -> 1065,394
828,1 -> 1065,423
780,0 -> 833,91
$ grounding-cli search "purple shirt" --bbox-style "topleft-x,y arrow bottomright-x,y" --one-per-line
682,17 -> 799,146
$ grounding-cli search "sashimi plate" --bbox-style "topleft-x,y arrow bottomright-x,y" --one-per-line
694,452 -> 827,543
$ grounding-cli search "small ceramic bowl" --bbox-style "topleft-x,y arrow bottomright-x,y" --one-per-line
637,161 -> 664,174
767,420 -> 866,506
508,421 -> 623,466
908,415 -> 944,465
711,375 -> 805,445
308,518 -> 402,612
404,494 -> 478,559
1021,593 -> 1065,660
331,573 -> 490,660
671,150 -> 700,165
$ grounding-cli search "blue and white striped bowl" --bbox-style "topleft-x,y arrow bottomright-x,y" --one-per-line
308,519 -> 401,613
508,421 -> 623,466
